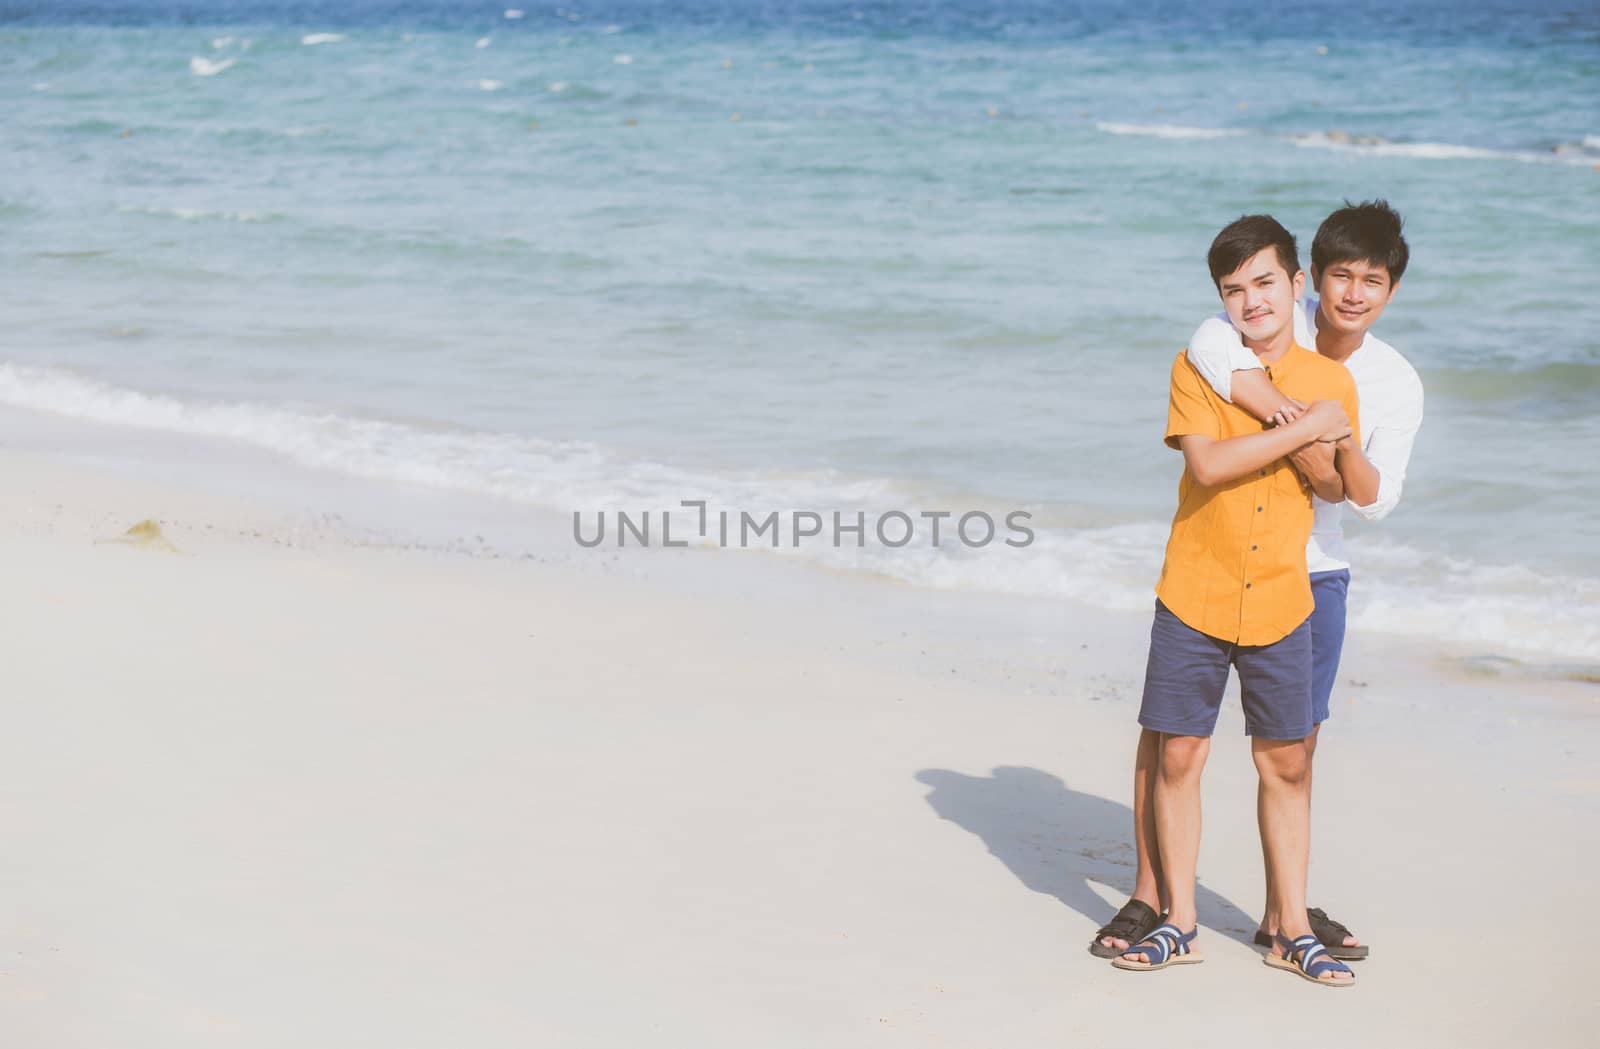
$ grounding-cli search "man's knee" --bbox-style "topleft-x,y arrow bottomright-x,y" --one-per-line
1252,737 -> 1310,786
1159,734 -> 1210,783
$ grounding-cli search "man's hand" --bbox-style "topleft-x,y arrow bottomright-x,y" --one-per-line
1268,397 -> 1308,429
1286,441 -> 1337,486
1289,439 -> 1341,500
1299,400 -> 1352,444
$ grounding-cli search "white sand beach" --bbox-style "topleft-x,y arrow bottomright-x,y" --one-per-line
1,417 -> 1596,1048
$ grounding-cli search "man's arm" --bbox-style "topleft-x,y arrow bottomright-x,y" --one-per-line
1187,315 -> 1308,426
1289,440 -> 1344,502
1326,373 -> 1375,505
1179,401 -> 1351,488
1332,437 -> 1379,506
1289,371 -> 1367,502
1346,369 -> 1425,521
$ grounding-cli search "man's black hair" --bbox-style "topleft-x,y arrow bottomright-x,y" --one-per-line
1207,215 -> 1300,287
1311,199 -> 1409,284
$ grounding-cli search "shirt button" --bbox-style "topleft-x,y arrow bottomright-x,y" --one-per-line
1257,506 -> 1263,512
1260,469 -> 1267,477
1246,582 -> 1253,589
1251,545 -> 1258,551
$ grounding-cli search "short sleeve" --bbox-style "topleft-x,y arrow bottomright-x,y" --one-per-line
1165,353 -> 1223,449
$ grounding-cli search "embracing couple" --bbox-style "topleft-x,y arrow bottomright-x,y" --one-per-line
1090,204 -> 1424,986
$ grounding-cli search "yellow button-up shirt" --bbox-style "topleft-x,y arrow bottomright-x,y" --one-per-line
1155,345 -> 1361,646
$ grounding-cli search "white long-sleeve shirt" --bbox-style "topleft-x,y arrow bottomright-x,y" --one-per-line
1186,297 -> 1425,574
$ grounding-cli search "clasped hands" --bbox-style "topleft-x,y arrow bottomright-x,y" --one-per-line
1265,398 -> 1351,489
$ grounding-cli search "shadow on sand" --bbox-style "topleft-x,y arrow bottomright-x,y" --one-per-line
915,765 -> 1257,944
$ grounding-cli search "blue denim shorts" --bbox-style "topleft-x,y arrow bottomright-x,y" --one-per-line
1137,599 -> 1314,741
1309,569 -> 1350,725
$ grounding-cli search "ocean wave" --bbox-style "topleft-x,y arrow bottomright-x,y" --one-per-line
301,33 -> 345,46
0,361 -> 908,525
117,204 -> 279,223
1351,541 -> 1600,661
0,362 -> 1594,660
1286,130 -> 1594,167
1095,122 -> 1599,167
189,56 -> 235,77
1094,122 -> 1247,140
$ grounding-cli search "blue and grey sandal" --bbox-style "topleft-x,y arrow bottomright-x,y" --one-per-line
1265,933 -> 1356,986
1110,923 -> 1203,971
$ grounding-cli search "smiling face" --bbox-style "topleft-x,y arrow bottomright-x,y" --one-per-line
1216,246 -> 1307,348
1313,257 -> 1398,338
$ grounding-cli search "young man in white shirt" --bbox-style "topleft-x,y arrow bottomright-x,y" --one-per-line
1091,200 -> 1424,963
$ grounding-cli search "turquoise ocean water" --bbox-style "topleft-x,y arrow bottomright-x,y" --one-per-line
3,2 -> 1598,656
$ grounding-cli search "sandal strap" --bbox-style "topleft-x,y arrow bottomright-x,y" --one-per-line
1095,899 -> 1158,940
1278,933 -> 1353,980
1307,906 -> 1353,941
1125,923 -> 1195,964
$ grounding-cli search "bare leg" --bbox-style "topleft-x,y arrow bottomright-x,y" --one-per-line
1256,727 -> 1313,939
1099,728 -> 1166,952
1257,724 -> 1359,948
1122,733 -> 1209,964
1254,735 -> 1350,981
1133,728 -> 1167,913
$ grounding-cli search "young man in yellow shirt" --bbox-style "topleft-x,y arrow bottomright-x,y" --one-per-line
1106,215 -> 1361,986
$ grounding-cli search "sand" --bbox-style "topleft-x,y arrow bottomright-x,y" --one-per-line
0,434 -> 1595,1048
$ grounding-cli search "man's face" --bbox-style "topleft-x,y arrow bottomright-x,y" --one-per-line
1313,258 -> 1398,338
1217,246 -> 1305,345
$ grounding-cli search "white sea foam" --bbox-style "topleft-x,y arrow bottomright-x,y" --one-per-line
1096,122 -> 1597,167
1095,122 -> 1248,140
476,36 -> 492,49
547,81 -> 568,93
1349,540 -> 1600,660
211,36 -> 234,50
1286,130 -> 1599,167
118,205 -> 274,223
478,79 -> 505,92
0,363 -> 905,527
0,363 -> 1593,660
189,57 -> 236,77
301,33 -> 345,46
504,8 -> 525,19
613,54 -> 634,65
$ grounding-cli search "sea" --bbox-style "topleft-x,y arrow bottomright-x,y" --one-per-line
2,1 -> 1598,658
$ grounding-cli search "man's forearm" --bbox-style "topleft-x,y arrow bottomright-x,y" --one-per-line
1302,462 -> 1344,503
1334,439 -> 1381,506
1229,369 -> 1305,427
1180,423 -> 1319,488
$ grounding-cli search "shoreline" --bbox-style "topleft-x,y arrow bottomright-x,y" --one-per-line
1,400 -> 1595,678
0,409 -> 1595,1045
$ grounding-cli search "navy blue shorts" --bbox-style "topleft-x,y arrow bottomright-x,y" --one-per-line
1137,600 -> 1314,741
1309,569 -> 1350,725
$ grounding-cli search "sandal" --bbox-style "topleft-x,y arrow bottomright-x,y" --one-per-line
1111,923 -> 1203,972
1089,899 -> 1163,958
1264,933 -> 1356,987
1252,907 -> 1369,960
